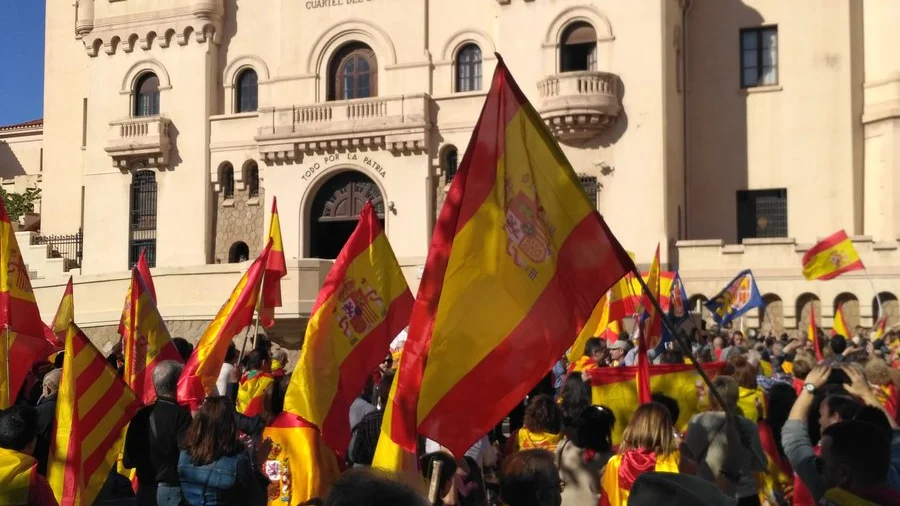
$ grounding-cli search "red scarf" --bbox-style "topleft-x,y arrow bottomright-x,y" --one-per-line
618,449 -> 658,491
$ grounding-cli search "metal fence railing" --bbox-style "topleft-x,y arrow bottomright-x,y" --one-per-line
31,231 -> 83,272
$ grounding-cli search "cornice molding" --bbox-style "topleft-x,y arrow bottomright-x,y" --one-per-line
80,6 -> 222,57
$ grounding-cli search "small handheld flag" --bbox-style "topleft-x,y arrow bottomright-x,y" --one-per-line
802,230 -> 864,281
705,270 -> 764,327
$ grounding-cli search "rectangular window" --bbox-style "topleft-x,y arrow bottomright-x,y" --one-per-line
579,174 -> 599,209
740,26 -> 778,88
129,171 -> 158,268
736,188 -> 787,242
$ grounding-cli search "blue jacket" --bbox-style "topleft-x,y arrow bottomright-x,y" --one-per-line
177,450 -> 267,506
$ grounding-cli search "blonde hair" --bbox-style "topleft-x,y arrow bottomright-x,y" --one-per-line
864,359 -> 891,386
620,402 -> 677,456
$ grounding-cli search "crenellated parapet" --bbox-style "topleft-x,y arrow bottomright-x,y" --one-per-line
76,0 -> 223,57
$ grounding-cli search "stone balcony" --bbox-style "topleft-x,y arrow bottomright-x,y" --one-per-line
105,116 -> 173,170
255,94 -> 432,163
536,71 -> 620,143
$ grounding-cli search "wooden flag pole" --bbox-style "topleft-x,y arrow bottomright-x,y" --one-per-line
4,325 -> 10,407
238,268 -> 267,367
428,460 -> 444,505
631,266 -> 731,415
863,266 -> 884,321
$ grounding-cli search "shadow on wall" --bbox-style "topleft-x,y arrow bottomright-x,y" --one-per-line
0,142 -> 28,179
684,0 -> 763,242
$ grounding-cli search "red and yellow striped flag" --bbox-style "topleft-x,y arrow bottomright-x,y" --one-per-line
802,230 -> 864,281
262,412 -> 342,505
588,362 -> 726,444
392,57 -> 635,456
122,267 -> 183,406
0,197 -> 54,408
809,306 -> 823,361
260,197 -> 287,328
832,303 -> 851,338
635,245 -> 662,404
48,323 -> 140,505
117,250 -> 155,337
177,241 -> 272,409
50,276 -> 74,347
285,201 -> 413,454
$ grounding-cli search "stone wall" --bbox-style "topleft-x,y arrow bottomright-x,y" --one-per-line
213,187 -> 265,264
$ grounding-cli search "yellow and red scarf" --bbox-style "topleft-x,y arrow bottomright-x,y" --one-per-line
599,449 -> 679,506
515,428 -> 561,452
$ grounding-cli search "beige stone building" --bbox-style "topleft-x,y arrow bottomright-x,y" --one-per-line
2,0 -> 900,347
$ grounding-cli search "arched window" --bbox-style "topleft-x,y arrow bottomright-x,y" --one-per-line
560,22 -> 597,72
129,170 -> 157,268
443,146 -> 458,183
134,73 -> 160,117
221,163 -> 235,198
229,242 -> 250,263
236,69 -> 258,113
247,162 -> 259,198
456,44 -> 482,92
329,43 -> 377,101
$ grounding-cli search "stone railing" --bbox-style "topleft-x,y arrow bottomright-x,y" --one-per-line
256,94 -> 432,162
536,71 -> 620,143
105,116 -> 173,169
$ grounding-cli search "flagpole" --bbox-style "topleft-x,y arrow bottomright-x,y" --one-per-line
4,325 -> 10,407
631,266 -> 730,415
238,267 -> 267,366
863,267 -> 884,323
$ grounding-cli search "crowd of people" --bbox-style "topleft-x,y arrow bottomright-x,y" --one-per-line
3,322 -> 900,505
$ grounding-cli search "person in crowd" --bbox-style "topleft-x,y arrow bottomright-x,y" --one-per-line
828,336 -> 848,363
624,334 -> 641,366
788,354 -> 814,394
124,360 -> 193,506
172,337 -> 194,362
215,342 -> 239,400
757,382 -> 796,506
727,355 -> 767,422
499,449 -> 562,506
712,336 -> 725,361
818,420 -> 900,505
350,376 -> 378,433
558,375 -> 592,435
557,405 -> 616,506
685,376 -> 766,505
236,349 -> 275,420
0,405 -> 59,506
323,468 -> 427,506
608,341 -> 628,367
570,338 -> 607,374
270,346 -> 288,379
864,358 -> 899,422
625,472 -> 737,506
720,331 -> 746,361
349,372 -> 393,467
33,368 -> 60,476
178,396 -> 269,505
508,395 -> 561,453
599,402 -> 681,506
552,357 -> 568,397
650,392 -> 681,433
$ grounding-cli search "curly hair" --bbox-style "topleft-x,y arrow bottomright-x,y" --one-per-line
523,394 -> 561,434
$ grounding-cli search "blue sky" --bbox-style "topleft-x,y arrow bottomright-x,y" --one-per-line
0,1 -> 45,125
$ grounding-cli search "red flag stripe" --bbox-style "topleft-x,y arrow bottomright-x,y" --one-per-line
78,380 -> 129,440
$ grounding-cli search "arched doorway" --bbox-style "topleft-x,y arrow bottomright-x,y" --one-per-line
309,171 -> 385,259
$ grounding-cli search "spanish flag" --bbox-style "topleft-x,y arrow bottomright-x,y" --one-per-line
392,56 -> 634,456
568,293 -> 611,363
608,275 -> 639,320
117,250 -> 155,337
635,245 -> 662,404
0,447 -> 39,505
802,230 -> 864,281
284,201 -> 413,454
177,241 -> 272,409
236,370 -> 275,417
261,412 -> 342,505
832,303 -> 851,338
809,306 -> 823,361
872,315 -> 887,339
50,276 -> 74,347
122,266 -> 183,406
588,362 -> 726,443
0,197 -> 53,408
260,197 -> 287,328
48,323 -> 140,506
372,357 -> 417,474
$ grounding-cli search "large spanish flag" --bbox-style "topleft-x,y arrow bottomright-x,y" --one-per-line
0,197 -> 54,408
588,362 -> 726,444
177,241 -> 272,409
284,201 -> 413,454
50,276 -> 74,347
802,230 -> 864,281
261,412 -> 341,505
567,294 -> 611,363
122,267 -> 183,406
117,250 -> 155,337
48,323 -> 140,506
260,197 -> 288,328
832,303 -> 851,338
392,56 -> 635,456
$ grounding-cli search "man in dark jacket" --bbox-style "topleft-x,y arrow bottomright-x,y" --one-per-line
33,368 -> 61,476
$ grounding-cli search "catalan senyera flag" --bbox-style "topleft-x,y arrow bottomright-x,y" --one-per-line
392,56 -> 635,456
809,306 -> 823,361
802,230 -> 864,281
372,359 -> 417,474
262,412 -> 342,505
284,201 -> 413,454
178,241 -> 272,409
0,197 -> 54,408
117,250 -> 155,337
588,362 -> 726,444
48,323 -> 140,506
122,267 -> 183,406
50,277 -> 75,347
260,197 -> 288,328
635,245 -> 662,404
832,303 -> 851,338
